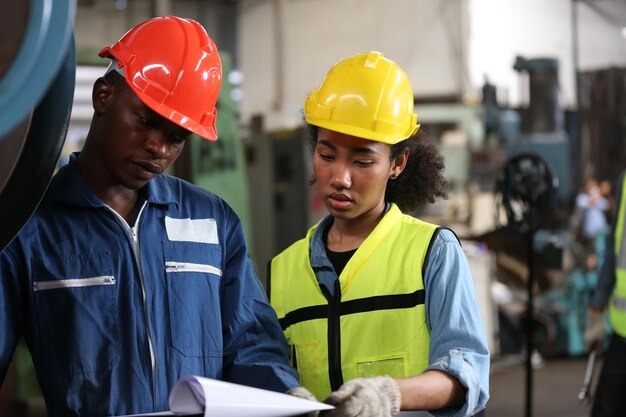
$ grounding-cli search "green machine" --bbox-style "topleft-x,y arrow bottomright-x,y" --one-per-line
175,53 -> 252,243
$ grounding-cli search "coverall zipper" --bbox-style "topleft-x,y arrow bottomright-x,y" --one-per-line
165,261 -> 222,276
32,276 -> 115,291
108,202 -> 158,406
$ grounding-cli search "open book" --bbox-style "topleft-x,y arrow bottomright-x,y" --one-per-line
113,376 -> 334,417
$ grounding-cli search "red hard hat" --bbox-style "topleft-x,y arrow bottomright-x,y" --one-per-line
99,16 -> 222,141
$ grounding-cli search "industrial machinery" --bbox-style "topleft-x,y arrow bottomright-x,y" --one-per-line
0,2 -> 76,415
0,0 -> 76,252
477,55 -> 597,417
503,56 -> 575,204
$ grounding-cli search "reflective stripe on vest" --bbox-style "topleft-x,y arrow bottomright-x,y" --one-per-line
270,204 -> 436,400
611,176 -> 626,337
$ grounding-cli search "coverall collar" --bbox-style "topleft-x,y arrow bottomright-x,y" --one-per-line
52,152 -> 177,208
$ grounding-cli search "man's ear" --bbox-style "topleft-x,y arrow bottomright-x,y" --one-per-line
92,77 -> 114,113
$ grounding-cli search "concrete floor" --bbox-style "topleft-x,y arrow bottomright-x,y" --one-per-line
0,351 -> 599,417
488,354 -> 598,417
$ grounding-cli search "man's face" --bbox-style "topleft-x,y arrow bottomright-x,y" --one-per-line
93,77 -> 193,190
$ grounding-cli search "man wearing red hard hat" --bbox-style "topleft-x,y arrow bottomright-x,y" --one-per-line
0,16 -> 299,416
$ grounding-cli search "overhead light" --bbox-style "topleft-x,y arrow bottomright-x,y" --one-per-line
621,26 -> 626,39
231,88 -> 243,103
115,0 -> 127,10
228,69 -> 244,86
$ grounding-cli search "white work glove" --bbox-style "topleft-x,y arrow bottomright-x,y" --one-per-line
584,309 -> 606,353
322,376 -> 401,417
287,386 -> 320,417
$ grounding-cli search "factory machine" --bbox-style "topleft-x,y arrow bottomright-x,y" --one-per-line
0,0 -> 76,252
0,1 -> 77,414
483,55 -> 605,359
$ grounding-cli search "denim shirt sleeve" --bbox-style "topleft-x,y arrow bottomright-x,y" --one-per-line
423,229 -> 490,417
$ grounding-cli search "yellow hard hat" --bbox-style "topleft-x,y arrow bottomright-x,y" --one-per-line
304,51 -> 420,144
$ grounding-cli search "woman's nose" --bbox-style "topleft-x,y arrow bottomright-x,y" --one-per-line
330,164 -> 351,189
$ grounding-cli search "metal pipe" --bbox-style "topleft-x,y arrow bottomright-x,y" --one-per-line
151,0 -> 171,17
525,230 -> 535,417
272,0 -> 284,112
572,0 -> 580,108
578,350 -> 597,404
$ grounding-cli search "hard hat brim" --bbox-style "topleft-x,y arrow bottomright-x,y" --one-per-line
304,115 -> 420,145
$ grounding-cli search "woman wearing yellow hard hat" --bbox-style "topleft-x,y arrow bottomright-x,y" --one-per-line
271,51 -> 489,416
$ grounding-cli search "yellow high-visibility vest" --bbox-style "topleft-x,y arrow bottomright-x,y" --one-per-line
270,204 -> 437,400
610,175 -> 626,337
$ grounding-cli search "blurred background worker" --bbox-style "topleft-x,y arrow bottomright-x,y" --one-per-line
269,51 -> 489,417
585,169 -> 626,417
574,179 -> 609,271
0,16 -> 298,416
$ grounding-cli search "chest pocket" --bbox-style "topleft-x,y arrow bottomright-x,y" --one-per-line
163,241 -> 223,357
31,251 -> 119,375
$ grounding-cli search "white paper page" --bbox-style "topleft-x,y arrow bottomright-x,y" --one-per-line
110,412 -> 178,416
169,376 -> 334,417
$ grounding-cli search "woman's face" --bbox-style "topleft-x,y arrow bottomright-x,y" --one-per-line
313,128 -> 405,222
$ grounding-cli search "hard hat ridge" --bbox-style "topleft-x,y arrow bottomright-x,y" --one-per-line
304,51 -> 419,144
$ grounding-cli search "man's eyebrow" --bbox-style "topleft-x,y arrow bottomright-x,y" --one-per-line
132,99 -> 160,119
144,105 -> 162,119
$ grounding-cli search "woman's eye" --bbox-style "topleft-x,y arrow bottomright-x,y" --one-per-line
318,152 -> 333,161
354,160 -> 373,167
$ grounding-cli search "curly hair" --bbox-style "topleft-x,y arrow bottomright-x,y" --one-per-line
304,123 -> 448,212
387,131 -> 448,211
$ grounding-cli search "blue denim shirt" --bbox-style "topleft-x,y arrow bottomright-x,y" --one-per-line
310,213 -> 490,417
575,192 -> 608,239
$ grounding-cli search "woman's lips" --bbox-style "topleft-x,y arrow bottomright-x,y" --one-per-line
328,193 -> 352,210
